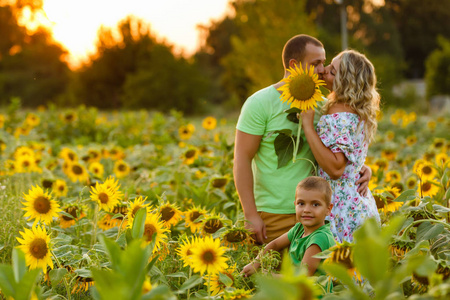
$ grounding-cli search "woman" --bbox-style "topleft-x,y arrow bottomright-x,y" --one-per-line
301,50 -> 381,243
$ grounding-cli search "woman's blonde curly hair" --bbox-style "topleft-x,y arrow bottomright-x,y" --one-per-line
323,50 -> 380,142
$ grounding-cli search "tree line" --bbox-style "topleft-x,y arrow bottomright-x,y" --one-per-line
0,0 -> 449,113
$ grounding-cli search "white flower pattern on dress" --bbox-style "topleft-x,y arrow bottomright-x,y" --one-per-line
317,112 -> 380,243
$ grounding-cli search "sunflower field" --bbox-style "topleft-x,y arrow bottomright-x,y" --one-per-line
0,101 -> 449,300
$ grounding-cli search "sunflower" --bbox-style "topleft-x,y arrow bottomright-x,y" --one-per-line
385,170 -> 402,184
427,120 -> 436,130
102,176 -> 124,200
406,176 -> 417,190
88,161 -> 104,179
381,148 -> 397,161
97,214 -> 114,230
90,182 -> 120,211
41,178 -> 54,190
177,237 -> 198,268
406,135 -> 417,146
142,276 -> 153,294
179,124 -> 195,140
202,215 -> 225,235
191,236 -> 228,275
223,288 -> 252,300
15,155 -> 41,173
59,204 -> 86,229
25,113 -> 40,127
113,160 -> 130,179
277,64 -> 325,111
184,206 -> 207,233
374,158 -> 389,171
389,240 -> 414,262
14,146 -> 35,159
436,153 -> 448,167
0,114 -> 4,128
108,203 -> 129,228
158,202 -> 183,228
182,148 -> 199,165
108,146 -> 126,160
418,179 -> 440,198
205,264 -> 236,296
415,161 -> 437,180
60,111 -> 78,124
221,227 -> 253,249
16,226 -> 53,272
66,161 -> 89,183
386,131 -> 395,141
142,212 -> 169,251
127,196 -> 152,228
22,185 -> 61,225
59,147 -> 78,162
71,276 -> 94,294
202,117 -> 217,130
382,186 -> 403,213
283,273 -> 321,300
87,149 -> 102,163
324,242 -> 361,281
210,176 -> 229,190
52,179 -> 68,197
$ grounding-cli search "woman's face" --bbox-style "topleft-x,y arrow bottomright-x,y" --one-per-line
323,57 -> 341,91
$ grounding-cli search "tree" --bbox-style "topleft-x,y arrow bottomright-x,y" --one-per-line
425,36 -> 450,99
222,0 -> 317,104
74,16 -> 208,113
0,4 -> 70,106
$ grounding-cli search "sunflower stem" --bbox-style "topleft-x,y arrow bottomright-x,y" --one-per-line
90,204 -> 99,248
51,249 -> 71,300
187,267 -> 192,300
207,273 -> 211,299
292,119 -> 302,163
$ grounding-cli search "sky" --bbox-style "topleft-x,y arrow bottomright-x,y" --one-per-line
28,0 -> 232,68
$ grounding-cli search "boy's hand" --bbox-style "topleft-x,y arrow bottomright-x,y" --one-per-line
242,261 -> 260,277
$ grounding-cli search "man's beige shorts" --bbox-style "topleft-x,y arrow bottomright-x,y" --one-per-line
258,211 -> 297,244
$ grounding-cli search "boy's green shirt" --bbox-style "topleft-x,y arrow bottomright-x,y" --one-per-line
287,221 -> 336,275
236,86 -> 324,214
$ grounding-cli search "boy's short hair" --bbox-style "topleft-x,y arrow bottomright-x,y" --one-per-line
296,176 -> 332,205
282,34 -> 323,70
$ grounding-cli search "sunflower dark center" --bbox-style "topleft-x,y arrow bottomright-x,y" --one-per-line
23,160 -> 30,167
182,129 -> 189,134
144,224 -> 156,242
42,179 -> 53,189
131,205 -> 142,218
29,238 -> 48,259
202,250 -> 215,263
118,164 -> 126,172
289,74 -> 315,101
190,211 -> 202,222
62,207 -> 79,221
185,150 -> 196,159
422,182 -> 431,192
68,153 -> 75,161
435,142 -> 443,148
212,178 -> 227,188
72,165 -> 83,175
34,196 -> 51,214
407,180 -> 416,189
58,184 -> 65,192
204,219 -> 223,234
98,192 -> 109,204
161,207 -> 175,221
225,231 -> 247,243
422,166 -> 432,175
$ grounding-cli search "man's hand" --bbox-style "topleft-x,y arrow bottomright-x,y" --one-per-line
356,165 -> 372,196
242,261 -> 261,277
245,213 -> 267,244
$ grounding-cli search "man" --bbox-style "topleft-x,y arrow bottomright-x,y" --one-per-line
233,34 -> 370,244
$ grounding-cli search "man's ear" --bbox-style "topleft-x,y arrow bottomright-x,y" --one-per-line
289,59 -> 299,69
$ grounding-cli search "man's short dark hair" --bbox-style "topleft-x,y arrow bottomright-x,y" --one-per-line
282,34 -> 323,69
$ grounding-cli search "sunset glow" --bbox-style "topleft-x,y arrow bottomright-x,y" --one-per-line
23,0 -> 231,68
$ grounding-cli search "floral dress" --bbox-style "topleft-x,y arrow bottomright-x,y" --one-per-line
317,112 -> 380,243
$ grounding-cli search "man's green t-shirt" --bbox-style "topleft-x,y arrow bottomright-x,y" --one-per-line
236,86 -> 324,214
287,221 -> 336,275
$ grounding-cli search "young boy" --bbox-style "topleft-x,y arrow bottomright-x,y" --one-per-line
242,176 -> 336,277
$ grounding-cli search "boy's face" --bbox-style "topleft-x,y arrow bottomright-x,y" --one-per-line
294,188 -> 333,230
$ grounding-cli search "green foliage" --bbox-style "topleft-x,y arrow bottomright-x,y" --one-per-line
0,249 -> 42,300
425,36 -> 450,99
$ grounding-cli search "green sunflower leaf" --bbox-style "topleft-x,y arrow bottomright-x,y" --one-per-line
274,132 -> 303,169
